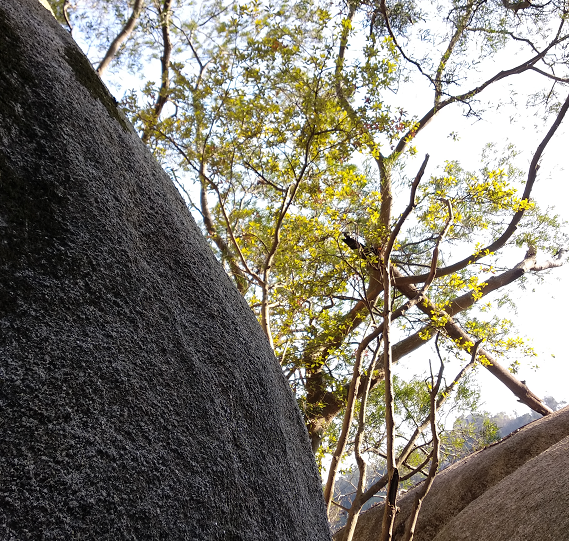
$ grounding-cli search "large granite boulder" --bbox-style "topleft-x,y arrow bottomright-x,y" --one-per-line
432,433 -> 569,541
336,405 -> 569,541
0,1 -> 331,539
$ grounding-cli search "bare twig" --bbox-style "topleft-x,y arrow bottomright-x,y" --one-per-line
358,338 -> 481,507
259,129 -> 316,348
323,328 -> 382,511
155,132 -> 253,292
342,345 -> 382,541
377,0 -> 433,84
403,344 -> 444,541
433,2 -> 478,107
530,66 -> 569,83
393,21 -> 569,157
384,155 -> 430,258
466,26 -> 541,54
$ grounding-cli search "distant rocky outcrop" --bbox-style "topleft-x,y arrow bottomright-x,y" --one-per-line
494,395 -> 566,437
335,405 -> 569,541
0,1 -> 331,539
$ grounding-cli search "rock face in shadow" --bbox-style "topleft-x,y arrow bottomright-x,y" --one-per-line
336,405 -> 569,541
0,1 -> 331,539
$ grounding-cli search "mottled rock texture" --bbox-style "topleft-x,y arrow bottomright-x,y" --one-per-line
0,1 -> 331,539
335,405 -> 569,541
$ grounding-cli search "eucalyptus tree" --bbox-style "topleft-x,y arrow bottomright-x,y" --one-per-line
50,0 -> 569,471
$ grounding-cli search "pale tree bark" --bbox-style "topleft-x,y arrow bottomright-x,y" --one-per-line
341,346 -> 381,541
379,254 -> 397,541
356,346 -> 481,509
380,163 -> 452,541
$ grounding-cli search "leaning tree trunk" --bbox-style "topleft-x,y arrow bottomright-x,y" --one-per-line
0,1 -> 331,539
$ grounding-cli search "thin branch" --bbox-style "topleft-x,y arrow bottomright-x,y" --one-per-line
142,0 -> 173,144
351,192 -> 453,355
379,249 -> 397,541
331,500 -> 351,513
384,154 -> 430,259
63,0 -> 73,33
171,21 -> 214,92
403,349 -> 444,541
378,175 -> 451,541
244,161 -> 286,192
530,66 -> 569,83
393,22 -> 569,156
377,0 -> 433,84
97,0 -> 144,76
342,345 -> 382,541
399,453 -> 433,483
208,177 -> 263,285
161,134 -> 261,288
466,26 -> 541,54
359,339 -> 480,507
323,329 -> 382,511
377,153 -> 434,541
388,248 -> 562,367
392,266 -> 553,416
259,129 -> 316,348
434,2 -> 478,108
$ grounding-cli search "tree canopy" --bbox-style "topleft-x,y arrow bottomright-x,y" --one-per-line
47,0 -> 569,531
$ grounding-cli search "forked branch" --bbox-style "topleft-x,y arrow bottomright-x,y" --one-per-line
357,339 -> 481,508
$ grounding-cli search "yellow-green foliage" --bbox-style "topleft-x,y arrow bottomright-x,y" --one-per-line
63,0 -> 569,463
